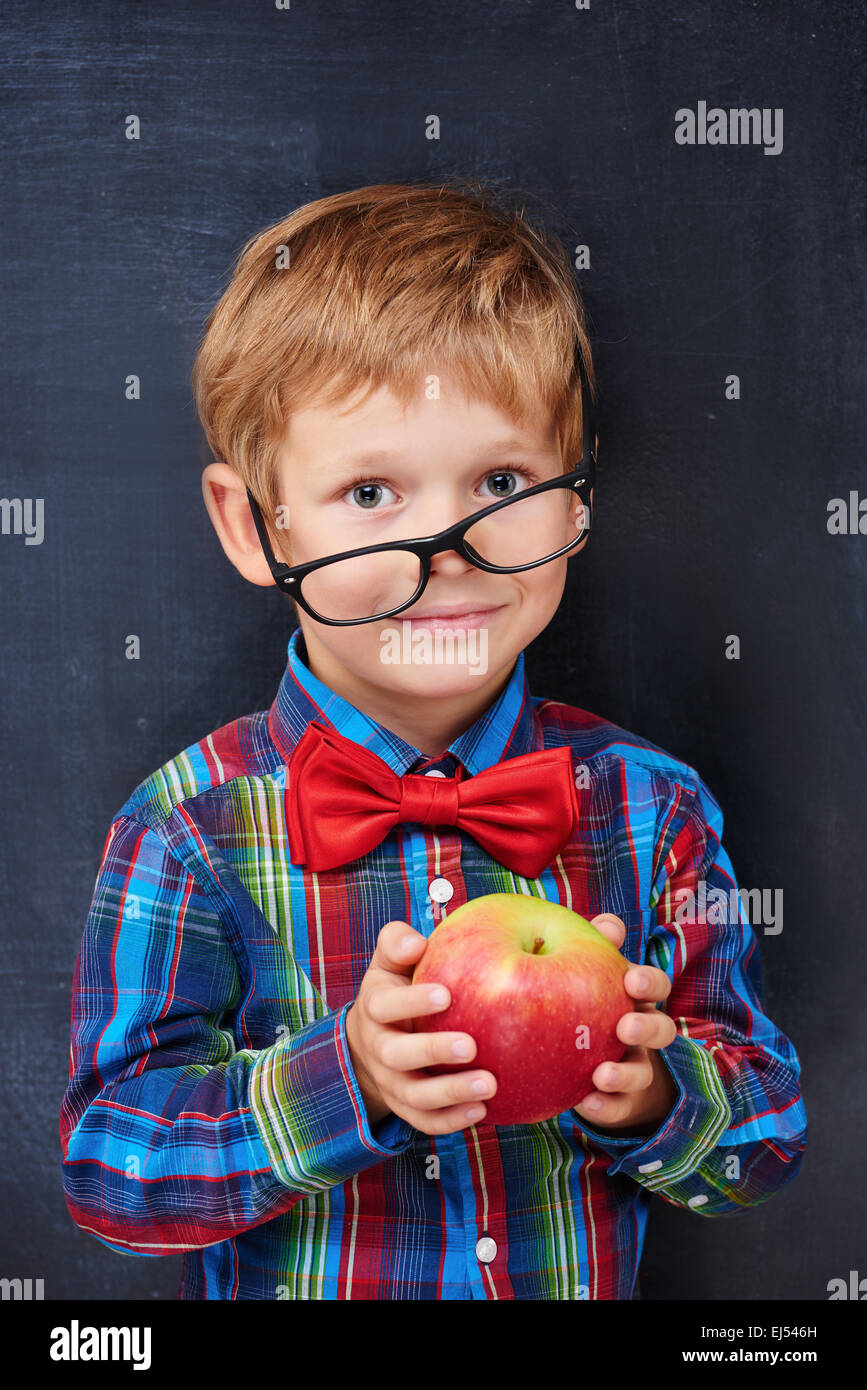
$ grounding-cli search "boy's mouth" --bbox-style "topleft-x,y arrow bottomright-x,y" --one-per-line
403,605 -> 505,630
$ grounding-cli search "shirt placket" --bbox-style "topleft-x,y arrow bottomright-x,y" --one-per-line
404,752 -> 512,1300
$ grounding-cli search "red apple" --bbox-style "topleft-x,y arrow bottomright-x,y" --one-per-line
411,893 -> 634,1125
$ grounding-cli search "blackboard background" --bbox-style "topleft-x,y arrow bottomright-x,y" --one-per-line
1,0 -> 864,1301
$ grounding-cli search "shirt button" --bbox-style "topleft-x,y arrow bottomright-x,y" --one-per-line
428,877 -> 454,904
475,1236 -> 497,1263
424,768 -> 447,777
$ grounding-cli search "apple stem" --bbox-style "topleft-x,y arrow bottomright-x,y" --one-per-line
531,937 -> 545,954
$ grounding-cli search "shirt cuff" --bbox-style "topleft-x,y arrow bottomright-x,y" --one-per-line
572,1033 -> 732,1190
249,1002 -> 415,1190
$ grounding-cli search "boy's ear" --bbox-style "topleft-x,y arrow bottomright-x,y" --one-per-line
201,461 -> 275,588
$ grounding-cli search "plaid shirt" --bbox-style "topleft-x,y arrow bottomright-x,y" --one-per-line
60,627 -> 806,1299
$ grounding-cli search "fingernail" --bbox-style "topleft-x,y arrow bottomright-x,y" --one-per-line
585,1097 -> 602,1112
633,970 -> 647,989
429,987 -> 449,1007
401,935 -> 417,954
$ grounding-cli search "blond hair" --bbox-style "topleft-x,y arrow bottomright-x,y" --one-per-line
191,179 -> 596,538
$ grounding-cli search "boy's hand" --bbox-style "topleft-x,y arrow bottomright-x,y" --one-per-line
346,921 -> 497,1136
572,914 -> 679,1135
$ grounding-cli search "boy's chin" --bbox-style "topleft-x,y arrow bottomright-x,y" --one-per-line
374,656 -> 494,689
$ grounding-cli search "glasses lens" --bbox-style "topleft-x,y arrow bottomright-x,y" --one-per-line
293,486 -> 589,622
463,486 -> 588,568
299,548 -> 423,622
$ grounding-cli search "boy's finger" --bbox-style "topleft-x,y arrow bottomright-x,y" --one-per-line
589,913 -> 626,949
617,1011 -> 676,1048
368,982 -> 453,1025
592,1053 -> 655,1094
574,1091 -> 634,1125
624,965 -> 671,1002
374,921 -> 427,974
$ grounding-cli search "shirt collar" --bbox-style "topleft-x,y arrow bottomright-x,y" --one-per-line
267,627 -> 544,776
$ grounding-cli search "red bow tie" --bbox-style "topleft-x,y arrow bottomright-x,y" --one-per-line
285,719 -> 579,878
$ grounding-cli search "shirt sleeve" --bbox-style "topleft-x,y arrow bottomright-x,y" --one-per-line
60,814 -> 415,1258
574,773 -> 807,1216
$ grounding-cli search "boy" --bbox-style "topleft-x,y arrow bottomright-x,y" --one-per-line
60,181 -> 806,1300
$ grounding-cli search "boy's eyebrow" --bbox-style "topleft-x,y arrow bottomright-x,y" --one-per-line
326,438 -> 553,471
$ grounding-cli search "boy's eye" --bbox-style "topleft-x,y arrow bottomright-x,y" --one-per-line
342,467 -> 537,511
479,468 -> 536,499
345,479 -> 396,510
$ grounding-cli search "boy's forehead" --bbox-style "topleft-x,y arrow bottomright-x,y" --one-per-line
279,377 -> 559,464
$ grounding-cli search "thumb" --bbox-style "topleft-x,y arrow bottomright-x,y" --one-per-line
590,913 -> 627,950
374,920 -> 428,976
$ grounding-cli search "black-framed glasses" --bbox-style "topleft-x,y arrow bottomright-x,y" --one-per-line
246,372 -> 596,626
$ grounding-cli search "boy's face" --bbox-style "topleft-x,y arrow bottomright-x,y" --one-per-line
203,370 -> 592,752
273,372 -> 589,736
